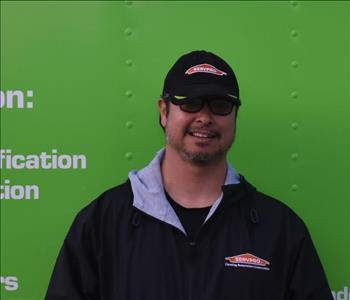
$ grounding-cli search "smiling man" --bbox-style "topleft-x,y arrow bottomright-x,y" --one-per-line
45,50 -> 333,300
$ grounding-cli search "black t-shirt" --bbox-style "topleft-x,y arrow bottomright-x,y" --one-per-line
165,190 -> 211,242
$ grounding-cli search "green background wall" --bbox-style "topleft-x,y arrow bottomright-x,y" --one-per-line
1,1 -> 349,299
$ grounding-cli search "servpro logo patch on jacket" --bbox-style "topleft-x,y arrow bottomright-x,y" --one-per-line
225,253 -> 270,271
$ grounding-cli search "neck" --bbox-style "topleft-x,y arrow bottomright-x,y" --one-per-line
161,146 -> 228,208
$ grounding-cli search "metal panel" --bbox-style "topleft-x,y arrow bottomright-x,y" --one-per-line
1,1 -> 348,298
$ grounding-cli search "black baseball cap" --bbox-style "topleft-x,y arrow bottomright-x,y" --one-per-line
161,50 -> 241,106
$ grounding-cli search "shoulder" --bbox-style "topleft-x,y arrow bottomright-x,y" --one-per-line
81,179 -> 133,214
240,177 -> 310,238
239,179 -> 317,265
251,189 -> 298,217
253,191 -> 307,229
68,180 -> 134,237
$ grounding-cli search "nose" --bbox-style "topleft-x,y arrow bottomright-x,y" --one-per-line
194,102 -> 213,124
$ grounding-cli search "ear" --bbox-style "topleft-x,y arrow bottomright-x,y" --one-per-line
158,99 -> 168,128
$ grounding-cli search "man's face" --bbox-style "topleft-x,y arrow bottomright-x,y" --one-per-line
159,98 -> 237,165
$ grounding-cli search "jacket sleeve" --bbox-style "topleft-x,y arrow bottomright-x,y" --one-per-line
286,218 -> 333,300
45,205 -> 100,300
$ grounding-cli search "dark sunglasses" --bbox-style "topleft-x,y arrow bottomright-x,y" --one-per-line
174,97 -> 240,116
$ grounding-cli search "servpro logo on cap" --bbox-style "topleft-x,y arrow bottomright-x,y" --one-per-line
185,63 -> 227,76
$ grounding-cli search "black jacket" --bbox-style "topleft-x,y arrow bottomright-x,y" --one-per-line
45,176 -> 332,300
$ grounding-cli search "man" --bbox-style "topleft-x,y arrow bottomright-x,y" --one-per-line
45,50 -> 333,300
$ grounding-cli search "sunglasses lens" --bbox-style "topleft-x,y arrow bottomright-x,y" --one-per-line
209,99 -> 234,115
179,98 -> 203,113
176,97 -> 235,115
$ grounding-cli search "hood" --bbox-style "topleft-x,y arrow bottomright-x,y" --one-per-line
128,148 -> 241,235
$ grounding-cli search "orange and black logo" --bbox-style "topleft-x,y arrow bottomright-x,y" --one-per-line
185,64 -> 227,76
225,253 -> 270,271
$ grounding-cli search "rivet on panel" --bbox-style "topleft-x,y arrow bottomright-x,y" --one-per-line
125,152 -> 133,160
124,28 -> 133,36
290,1 -> 298,6
291,122 -> 299,130
291,153 -> 299,161
291,184 -> 299,192
291,61 -> 299,68
290,30 -> 298,38
126,121 -> 133,129
290,91 -> 298,99
125,90 -> 133,98
125,59 -> 133,66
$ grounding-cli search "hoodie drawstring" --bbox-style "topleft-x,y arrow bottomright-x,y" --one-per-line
250,208 -> 259,224
132,210 -> 141,227
237,200 -> 260,252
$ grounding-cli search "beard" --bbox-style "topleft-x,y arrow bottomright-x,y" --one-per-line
165,125 -> 234,166
180,147 -> 227,165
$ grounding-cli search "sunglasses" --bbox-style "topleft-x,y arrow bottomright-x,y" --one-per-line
174,97 -> 240,116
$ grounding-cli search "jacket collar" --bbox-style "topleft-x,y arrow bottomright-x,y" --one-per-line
128,148 -> 242,235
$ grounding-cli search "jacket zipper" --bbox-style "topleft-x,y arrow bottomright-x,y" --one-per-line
188,240 -> 196,300
186,205 -> 226,300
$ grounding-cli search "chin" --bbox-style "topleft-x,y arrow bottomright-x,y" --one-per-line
181,148 -> 225,166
